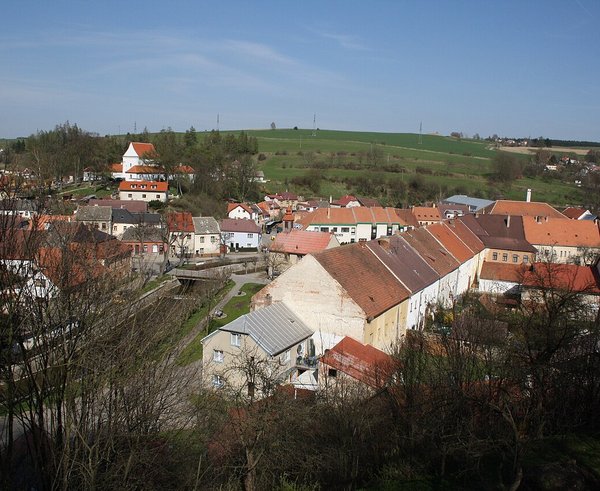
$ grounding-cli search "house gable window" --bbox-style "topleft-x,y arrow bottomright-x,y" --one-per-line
213,350 -> 224,363
231,333 -> 242,347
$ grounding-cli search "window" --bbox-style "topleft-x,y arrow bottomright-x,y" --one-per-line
213,350 -> 224,363
320,227 -> 329,232
142,194 -> 146,198
155,195 -> 160,199
332,227 -> 338,232
512,254 -> 519,263
231,333 -> 242,347
328,368 -> 337,377
281,349 -> 291,363
152,244 -> 158,253
212,374 -> 223,387
200,236 -> 205,243
34,278 -> 46,288
351,227 -> 356,233
523,255 -> 529,263
247,233 -> 253,238
492,252 -> 498,261
128,193 -> 132,198
143,245 -> 148,253
341,227 -> 350,233
151,184 -> 157,189
211,236 -> 216,243
502,253 -> 508,262
101,223 -> 107,230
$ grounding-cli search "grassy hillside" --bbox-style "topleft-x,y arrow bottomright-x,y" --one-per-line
236,129 -> 583,207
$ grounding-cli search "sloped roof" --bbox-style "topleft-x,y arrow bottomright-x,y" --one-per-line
269,229 -> 336,255
561,207 -> 593,220
357,197 -> 381,207
219,218 -> 261,234
444,219 -> 485,253
401,227 -> 460,277
193,216 -> 220,235
412,206 -> 441,222
118,181 -> 168,192
131,142 -> 156,157
35,215 -> 73,230
522,216 -> 600,248
167,211 -> 194,232
426,223 -> 475,263
442,194 -> 494,212
522,263 -> 600,294
219,302 -> 313,356
332,195 -> 358,206
88,199 -> 148,213
313,242 -> 410,319
297,207 -> 413,228
121,226 -> 164,243
126,165 -> 164,174
227,202 -> 253,215
110,163 -> 123,172
458,214 -> 537,253
75,205 -> 112,222
320,336 -> 395,388
488,200 -> 566,219
366,236 -> 439,293
174,165 -> 195,174
480,262 -> 526,283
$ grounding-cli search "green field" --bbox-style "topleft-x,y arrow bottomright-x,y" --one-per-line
230,128 -> 585,207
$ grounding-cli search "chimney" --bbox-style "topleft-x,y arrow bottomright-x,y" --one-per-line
264,293 -> 272,307
329,195 -> 332,204
378,237 -> 391,250
526,188 -> 532,202
506,215 -> 510,228
327,207 -> 330,219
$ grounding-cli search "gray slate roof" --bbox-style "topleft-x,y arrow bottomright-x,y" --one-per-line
193,216 -> 220,234
218,303 -> 313,356
76,205 -> 112,222
121,226 -> 164,243
443,195 -> 495,212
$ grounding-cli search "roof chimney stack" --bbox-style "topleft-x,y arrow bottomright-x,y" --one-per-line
506,215 -> 511,228
526,188 -> 532,202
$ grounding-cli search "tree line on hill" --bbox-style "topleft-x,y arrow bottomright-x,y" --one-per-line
1,123 -> 261,216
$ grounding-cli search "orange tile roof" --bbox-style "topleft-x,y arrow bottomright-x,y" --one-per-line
131,142 -> 156,157
227,202 -> 253,215
444,219 -> 485,253
489,200 -> 566,218
298,207 -> 413,228
269,229 -> 335,255
401,227 -> 460,277
118,180 -> 168,192
412,206 -> 441,222
34,215 -> 74,231
562,207 -> 588,219
523,263 -> 600,294
126,165 -> 164,174
522,216 -> 600,248
426,223 -> 474,263
110,163 -> 123,172
313,242 -> 410,319
332,195 -> 358,206
480,261 -> 527,283
174,165 -> 195,174
167,211 -> 194,232
320,336 -> 396,387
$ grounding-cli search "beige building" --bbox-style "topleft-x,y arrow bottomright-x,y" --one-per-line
201,303 -> 314,395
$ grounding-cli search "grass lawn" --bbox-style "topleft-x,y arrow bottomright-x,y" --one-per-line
177,282 -> 265,366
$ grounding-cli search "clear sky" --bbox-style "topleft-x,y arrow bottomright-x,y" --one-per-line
1,0 -> 599,140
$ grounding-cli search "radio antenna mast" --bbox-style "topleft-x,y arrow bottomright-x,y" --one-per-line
418,121 -> 423,145
312,113 -> 316,137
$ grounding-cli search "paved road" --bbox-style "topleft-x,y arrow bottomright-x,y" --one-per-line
177,271 -> 270,352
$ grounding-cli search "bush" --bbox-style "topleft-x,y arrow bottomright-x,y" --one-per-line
257,153 -> 266,161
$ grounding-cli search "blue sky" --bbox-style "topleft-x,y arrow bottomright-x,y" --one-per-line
1,0 -> 599,140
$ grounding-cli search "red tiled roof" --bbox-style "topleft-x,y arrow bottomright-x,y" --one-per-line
227,203 -> 253,215
489,200 -> 566,219
219,218 -> 261,234
174,165 -> 195,174
480,261 -> 527,283
269,229 -> 335,255
444,219 -> 485,254
34,215 -> 73,231
401,228 -> 459,277
561,207 -> 588,220
167,211 -> 194,232
126,165 -> 164,174
110,163 -> 123,172
412,206 -> 441,222
332,195 -> 358,206
313,242 -> 410,319
426,223 -> 475,263
131,142 -> 156,157
523,263 -> 600,294
118,181 -> 168,192
320,336 -> 395,388
522,216 -> 600,248
298,207 -> 413,228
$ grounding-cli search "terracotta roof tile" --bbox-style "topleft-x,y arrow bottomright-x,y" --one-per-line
167,211 -> 194,232
426,223 -> 474,263
522,216 -> 600,248
320,336 -> 396,387
523,263 -> 600,293
401,227 -> 460,277
269,229 -> 336,255
562,207 -> 588,219
118,180 -> 168,192
480,261 -> 527,283
126,165 -> 164,174
219,218 -> 261,234
313,243 -> 410,318
489,200 -> 566,218
131,142 -> 156,157
412,206 -> 441,222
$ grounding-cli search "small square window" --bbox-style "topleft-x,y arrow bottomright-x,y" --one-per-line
512,254 -> 518,263
502,253 -> 508,262
492,252 -> 498,261
213,350 -> 224,363
231,333 -> 242,347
